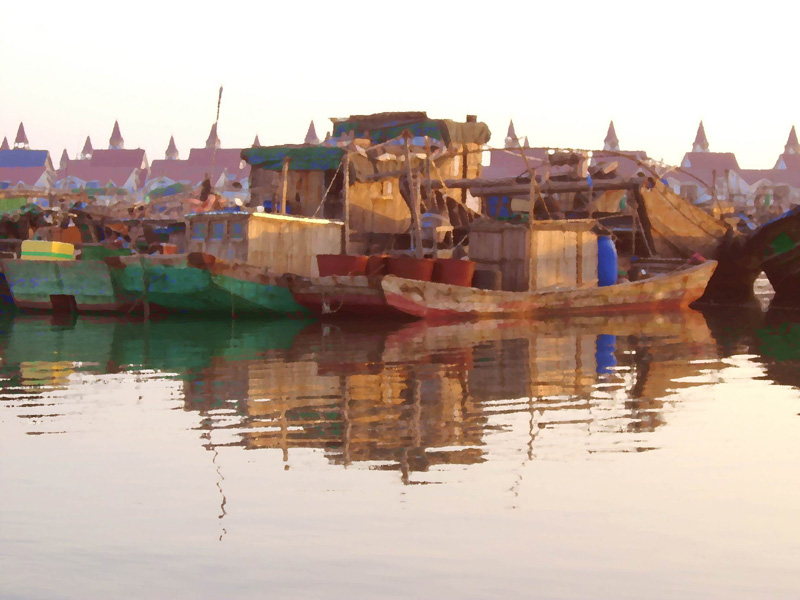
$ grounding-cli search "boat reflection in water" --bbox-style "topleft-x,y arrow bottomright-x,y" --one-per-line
0,308 -> 736,483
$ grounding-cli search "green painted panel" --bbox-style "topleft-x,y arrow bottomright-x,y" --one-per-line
3,260 -> 64,303
212,274 -> 309,316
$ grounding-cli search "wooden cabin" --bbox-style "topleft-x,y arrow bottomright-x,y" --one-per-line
241,112 -> 491,255
186,210 -> 342,277
242,145 -> 346,219
469,219 -> 598,292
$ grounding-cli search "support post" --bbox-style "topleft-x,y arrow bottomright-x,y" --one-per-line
280,156 -> 290,214
404,135 -> 425,259
528,175 -> 537,292
342,152 -> 350,254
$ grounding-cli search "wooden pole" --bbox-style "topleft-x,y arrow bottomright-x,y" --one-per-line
280,156 -> 290,214
210,85 -> 223,190
424,137 -> 434,212
404,136 -> 425,259
528,175 -> 537,292
342,152 -> 350,254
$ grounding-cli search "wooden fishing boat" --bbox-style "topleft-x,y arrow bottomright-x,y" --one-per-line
380,260 -> 717,320
111,253 -> 308,317
288,273 -> 407,318
744,206 -> 800,308
1,242 -> 137,313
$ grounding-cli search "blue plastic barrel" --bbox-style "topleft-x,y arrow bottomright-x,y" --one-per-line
597,235 -> 618,287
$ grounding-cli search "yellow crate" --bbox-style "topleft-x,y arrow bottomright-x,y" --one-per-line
20,240 -> 75,261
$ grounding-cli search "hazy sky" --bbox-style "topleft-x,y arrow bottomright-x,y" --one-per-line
2,0 -> 797,168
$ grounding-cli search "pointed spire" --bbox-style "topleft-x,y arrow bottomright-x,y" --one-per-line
14,123 -> 29,149
604,120 -> 620,152
252,134 -> 261,147
504,120 -> 517,148
205,123 -> 221,149
304,120 -> 320,145
784,125 -> 799,155
692,121 -> 709,152
523,136 -> 530,148
60,149 -> 69,170
0,137 -> 9,151
165,135 -> 179,160
81,136 -> 93,160
109,120 -> 124,149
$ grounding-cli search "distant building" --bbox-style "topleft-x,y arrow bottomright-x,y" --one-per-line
55,122 -> 149,198
662,121 -> 750,204
0,123 -> 56,189
739,126 -> 800,209
145,124 -> 249,200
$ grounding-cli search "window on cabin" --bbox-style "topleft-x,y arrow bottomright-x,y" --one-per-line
191,222 -> 207,241
231,221 -> 245,241
210,222 -> 225,241
382,180 -> 393,196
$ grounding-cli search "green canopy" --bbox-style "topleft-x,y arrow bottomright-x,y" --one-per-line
241,146 -> 345,172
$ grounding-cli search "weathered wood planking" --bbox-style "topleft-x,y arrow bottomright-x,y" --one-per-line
247,213 -> 343,277
529,220 -> 597,291
639,182 -> 727,258
469,221 -> 529,291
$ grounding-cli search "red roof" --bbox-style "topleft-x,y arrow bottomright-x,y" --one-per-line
740,168 -> 800,188
0,166 -> 47,186
89,149 -> 146,168
186,147 -> 247,178
56,163 -> 139,188
483,148 -> 548,179
149,160 -> 213,186
592,150 -> 649,177
775,153 -> 800,171
680,152 -> 740,172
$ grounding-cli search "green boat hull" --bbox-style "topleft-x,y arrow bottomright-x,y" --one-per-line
2,259 -> 135,312
116,257 -> 308,317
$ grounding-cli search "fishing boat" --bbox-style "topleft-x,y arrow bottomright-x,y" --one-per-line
380,260 -> 716,320
110,252 -> 308,317
288,273 -> 410,318
744,206 -> 800,308
1,241 -> 137,313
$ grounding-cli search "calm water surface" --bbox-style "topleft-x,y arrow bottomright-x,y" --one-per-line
1,304 -> 799,599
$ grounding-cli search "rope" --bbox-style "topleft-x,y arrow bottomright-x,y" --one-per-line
312,159 -> 345,218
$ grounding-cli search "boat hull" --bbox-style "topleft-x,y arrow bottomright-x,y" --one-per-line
114,253 -> 307,317
289,274 -> 410,318
381,261 -> 717,320
1,258 -> 135,313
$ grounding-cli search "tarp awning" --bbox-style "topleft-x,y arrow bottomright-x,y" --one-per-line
332,118 -> 491,146
242,146 -> 345,171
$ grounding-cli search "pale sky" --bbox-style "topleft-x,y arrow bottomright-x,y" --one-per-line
2,0 -> 797,169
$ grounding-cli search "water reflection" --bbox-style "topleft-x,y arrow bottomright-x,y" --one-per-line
1,308 -> 766,483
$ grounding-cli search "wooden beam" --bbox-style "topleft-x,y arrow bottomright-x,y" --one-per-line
631,186 -> 655,257
342,152 -> 350,254
280,156 -> 290,214
429,176 -> 644,195
404,136 -> 425,259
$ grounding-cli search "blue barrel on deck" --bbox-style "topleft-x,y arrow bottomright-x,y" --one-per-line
597,235 -> 618,287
